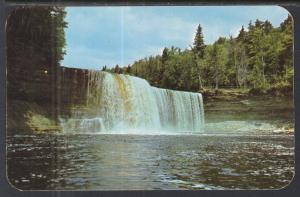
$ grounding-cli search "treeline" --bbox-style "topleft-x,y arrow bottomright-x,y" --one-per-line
106,16 -> 293,94
7,6 -> 68,128
7,6 -> 67,103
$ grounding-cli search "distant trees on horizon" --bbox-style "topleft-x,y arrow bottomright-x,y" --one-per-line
5,6 -> 293,96
107,16 -> 293,93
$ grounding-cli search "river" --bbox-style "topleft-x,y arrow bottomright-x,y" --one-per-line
7,133 -> 294,190
7,97 -> 294,190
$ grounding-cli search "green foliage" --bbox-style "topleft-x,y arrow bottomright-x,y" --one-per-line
7,6 -> 67,102
102,65 -> 107,71
7,7 -> 67,71
266,80 -> 293,97
109,16 -> 293,94
193,24 -> 205,58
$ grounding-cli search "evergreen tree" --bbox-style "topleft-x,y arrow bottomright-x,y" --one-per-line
114,64 -> 121,74
278,15 -> 293,85
161,47 -> 169,64
125,16 -> 292,94
263,20 -> 273,34
255,19 -> 264,28
280,15 -> 292,31
125,65 -> 131,74
193,24 -> 205,58
248,21 -> 254,31
192,25 -> 206,89
237,26 -> 246,42
7,6 -> 67,102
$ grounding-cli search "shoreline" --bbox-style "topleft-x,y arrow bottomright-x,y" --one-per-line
7,87 -> 294,135
200,88 -> 293,101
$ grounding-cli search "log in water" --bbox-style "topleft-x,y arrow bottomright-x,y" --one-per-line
60,70 -> 204,134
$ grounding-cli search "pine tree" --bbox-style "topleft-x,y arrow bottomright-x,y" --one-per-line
114,64 -> 120,74
248,21 -> 254,31
161,47 -> 169,64
279,15 -> 293,85
7,6 -> 67,102
280,15 -> 292,31
237,26 -> 246,42
126,16 -> 292,94
126,65 -> 131,74
255,19 -> 264,28
193,24 -> 205,58
192,25 -> 206,90
263,20 -> 273,34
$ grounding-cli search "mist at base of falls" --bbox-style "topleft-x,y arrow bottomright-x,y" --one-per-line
60,70 -> 205,134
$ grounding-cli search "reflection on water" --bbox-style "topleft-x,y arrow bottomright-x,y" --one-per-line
7,97 -> 294,190
7,134 -> 294,190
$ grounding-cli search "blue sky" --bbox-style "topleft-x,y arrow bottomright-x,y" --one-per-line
62,6 -> 289,69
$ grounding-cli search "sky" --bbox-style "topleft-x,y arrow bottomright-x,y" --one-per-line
62,6 -> 290,69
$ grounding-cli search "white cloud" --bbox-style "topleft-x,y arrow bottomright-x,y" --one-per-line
63,45 -> 121,69
119,7 -> 198,47
63,6 -> 289,68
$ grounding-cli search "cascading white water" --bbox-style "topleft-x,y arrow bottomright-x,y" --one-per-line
60,117 -> 106,134
60,71 -> 204,134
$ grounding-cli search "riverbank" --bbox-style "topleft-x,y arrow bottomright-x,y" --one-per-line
7,89 -> 294,135
202,88 -> 294,135
7,73 -> 294,135
201,86 -> 293,101
7,100 -> 59,135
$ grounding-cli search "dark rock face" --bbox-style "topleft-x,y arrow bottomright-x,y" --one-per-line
59,67 -> 89,106
7,65 -> 91,133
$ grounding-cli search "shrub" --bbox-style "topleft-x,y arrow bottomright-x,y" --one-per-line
266,81 -> 293,97
248,87 -> 266,96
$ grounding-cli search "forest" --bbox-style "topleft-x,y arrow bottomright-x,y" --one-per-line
7,6 -> 68,131
106,16 -> 293,96
7,6 -> 67,103
6,7 -> 293,98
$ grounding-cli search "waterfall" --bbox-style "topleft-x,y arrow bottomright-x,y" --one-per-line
60,70 -> 204,134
